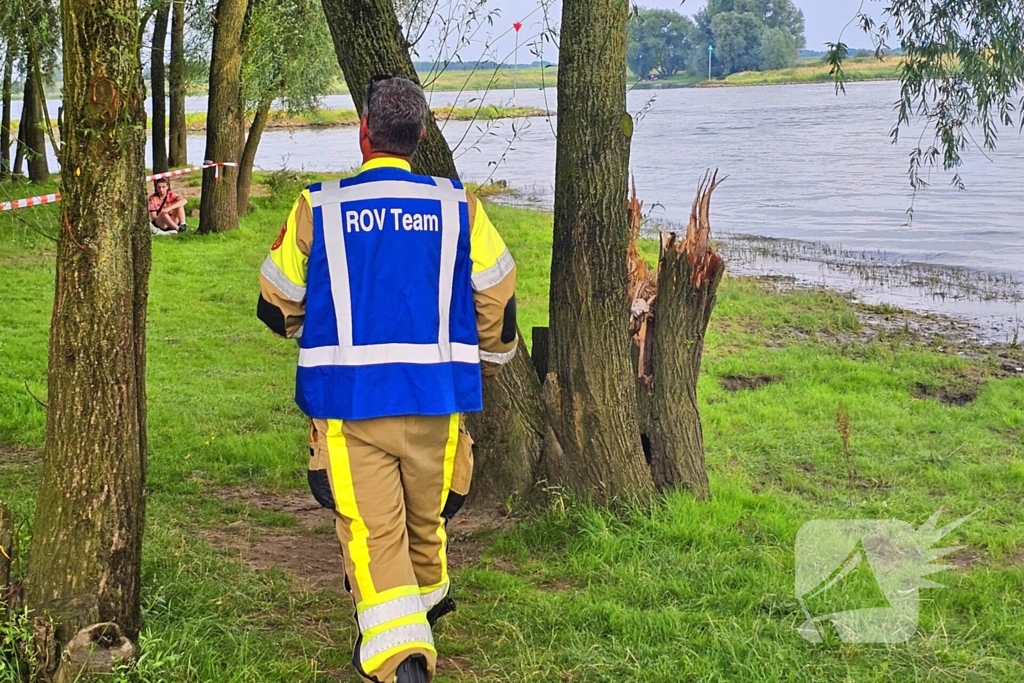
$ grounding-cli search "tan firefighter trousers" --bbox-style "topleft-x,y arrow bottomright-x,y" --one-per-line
308,414 -> 473,683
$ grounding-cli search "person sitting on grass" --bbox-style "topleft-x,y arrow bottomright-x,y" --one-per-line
148,178 -> 188,235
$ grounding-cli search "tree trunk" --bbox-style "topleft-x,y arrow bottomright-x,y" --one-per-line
236,98 -> 269,216
54,623 -> 135,683
319,0 -> 548,507
464,333 -> 546,506
319,0 -> 457,178
198,0 -> 249,234
23,41 -> 49,183
24,0 -> 150,646
168,0 -> 187,167
151,3 -> 170,173
645,176 -> 724,496
1,46 -> 13,178
644,248 -> 720,497
0,502 -> 13,605
546,0 -> 653,502
13,108 -> 26,175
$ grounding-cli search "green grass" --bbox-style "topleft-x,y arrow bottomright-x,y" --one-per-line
182,104 -> 550,133
1,174 -> 1022,681
385,66 -> 558,94
722,56 -> 901,87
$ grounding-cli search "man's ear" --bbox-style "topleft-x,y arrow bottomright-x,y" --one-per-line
420,127 -> 427,141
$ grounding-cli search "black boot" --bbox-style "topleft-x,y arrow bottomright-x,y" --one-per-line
394,654 -> 429,683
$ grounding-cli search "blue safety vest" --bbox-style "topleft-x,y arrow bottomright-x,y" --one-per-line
296,165 -> 482,420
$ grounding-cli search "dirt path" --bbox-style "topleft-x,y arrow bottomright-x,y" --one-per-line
202,487 -> 512,593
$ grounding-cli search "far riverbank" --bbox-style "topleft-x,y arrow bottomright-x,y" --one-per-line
181,104 -> 550,133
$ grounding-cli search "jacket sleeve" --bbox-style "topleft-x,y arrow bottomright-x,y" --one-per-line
258,190 -> 313,339
467,192 -> 517,378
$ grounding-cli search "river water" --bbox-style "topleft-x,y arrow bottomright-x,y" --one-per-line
26,81 -> 1024,339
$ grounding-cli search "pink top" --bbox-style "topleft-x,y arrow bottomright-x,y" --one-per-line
148,190 -> 181,214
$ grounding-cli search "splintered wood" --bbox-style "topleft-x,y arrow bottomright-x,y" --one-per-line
674,170 -> 724,289
627,180 -> 657,387
628,171 -> 725,386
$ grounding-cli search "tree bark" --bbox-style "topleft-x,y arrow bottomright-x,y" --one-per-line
236,98 -> 269,216
465,333 -> 546,507
13,109 -> 26,175
319,0 -> 548,507
54,623 -> 135,683
151,3 -> 169,173
1,46 -> 13,178
644,243 -> 721,497
639,174 -> 723,497
319,0 -> 457,178
24,0 -> 150,645
23,40 -> 49,183
547,0 -> 653,502
0,502 -> 13,605
198,0 -> 249,234
168,0 -> 187,167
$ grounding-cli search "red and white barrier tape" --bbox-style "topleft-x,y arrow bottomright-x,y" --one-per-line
0,161 -> 239,212
146,160 -> 238,183
0,193 -> 61,212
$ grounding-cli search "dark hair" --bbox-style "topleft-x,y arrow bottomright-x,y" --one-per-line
363,76 -> 428,157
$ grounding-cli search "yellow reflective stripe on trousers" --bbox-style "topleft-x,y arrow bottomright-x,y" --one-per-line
435,414 -> 460,589
360,627 -> 435,674
421,579 -> 450,610
361,612 -> 430,641
357,593 -> 426,633
356,584 -> 422,613
325,419 -> 376,599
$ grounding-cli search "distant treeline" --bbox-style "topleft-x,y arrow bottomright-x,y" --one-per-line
629,0 -> 808,80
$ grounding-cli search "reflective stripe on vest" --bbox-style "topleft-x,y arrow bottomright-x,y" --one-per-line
299,176 -> 480,369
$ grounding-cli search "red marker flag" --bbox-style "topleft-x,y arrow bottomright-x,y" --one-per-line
513,21 -> 522,32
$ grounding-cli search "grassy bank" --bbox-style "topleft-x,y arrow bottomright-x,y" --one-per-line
182,104 -> 550,133
327,66 -> 558,95
721,55 -> 901,87
625,56 -> 900,89
1,174 -> 1022,681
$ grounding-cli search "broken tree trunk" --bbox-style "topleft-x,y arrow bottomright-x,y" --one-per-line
636,172 -> 725,497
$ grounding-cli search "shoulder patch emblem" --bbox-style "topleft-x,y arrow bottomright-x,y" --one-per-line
271,225 -> 288,251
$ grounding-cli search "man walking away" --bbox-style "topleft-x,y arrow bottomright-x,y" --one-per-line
257,76 -> 517,683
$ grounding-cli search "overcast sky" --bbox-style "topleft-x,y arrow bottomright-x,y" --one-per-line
416,0 -> 885,63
